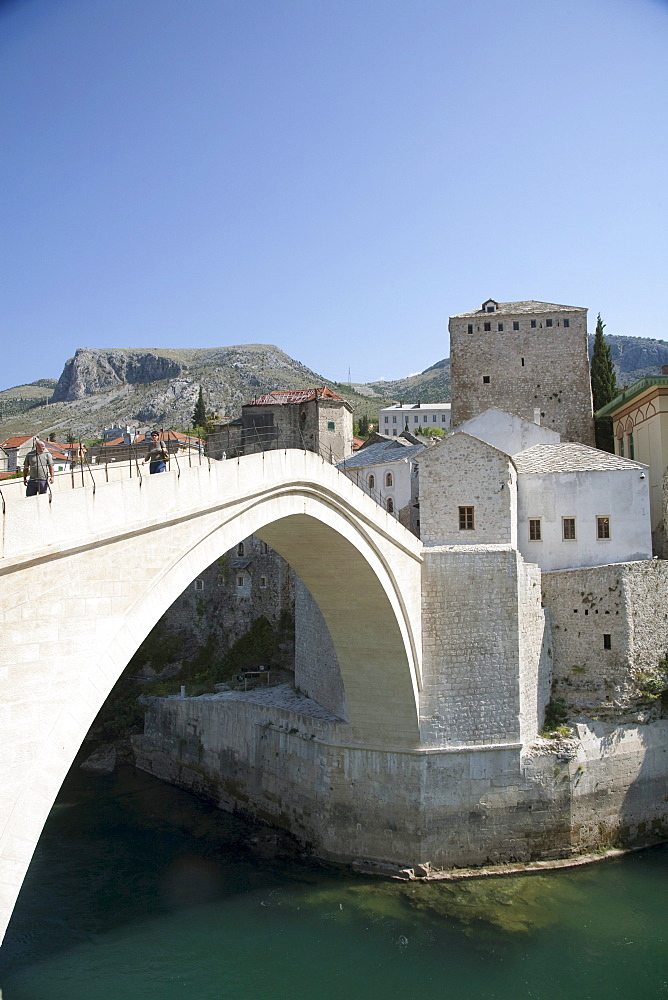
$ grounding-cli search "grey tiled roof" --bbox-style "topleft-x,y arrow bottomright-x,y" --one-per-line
337,440 -> 425,470
513,443 -> 645,474
452,300 -> 585,318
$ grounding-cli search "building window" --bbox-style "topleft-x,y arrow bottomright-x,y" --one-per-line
546,318 -> 553,327
521,357 -> 525,366
368,474 -> 375,489
467,324 -> 473,334
628,434 -> 634,459
414,415 -> 419,423
459,506 -> 474,530
563,319 -> 570,328
327,421 -> 335,431
237,575 -> 244,587
483,375 -> 490,384
597,516 -> 610,539
531,319 -> 537,328
385,472 -> 393,487
619,438 -> 624,457
237,542 -> 245,556
260,576 -> 267,588
393,416 -> 397,423
484,322 -> 491,332
384,416 -> 389,423
603,633 -> 612,649
261,541 -> 269,554
486,304 -> 495,313
513,321 -> 519,331
387,497 -> 394,513
195,579 -> 204,591
498,323 -> 504,332
529,518 -> 542,541
562,517 -> 576,540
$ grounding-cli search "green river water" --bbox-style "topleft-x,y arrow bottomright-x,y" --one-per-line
1,763 -> 667,1000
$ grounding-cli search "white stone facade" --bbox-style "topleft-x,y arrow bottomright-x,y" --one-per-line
379,402 -> 451,436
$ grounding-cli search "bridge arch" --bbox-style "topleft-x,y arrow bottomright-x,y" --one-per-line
0,450 -> 422,942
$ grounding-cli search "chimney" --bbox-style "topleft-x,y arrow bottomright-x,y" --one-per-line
533,407 -> 541,425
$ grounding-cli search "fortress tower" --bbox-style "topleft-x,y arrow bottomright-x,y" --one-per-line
449,299 -> 595,445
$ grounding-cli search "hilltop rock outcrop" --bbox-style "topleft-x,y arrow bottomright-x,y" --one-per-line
51,349 -> 185,402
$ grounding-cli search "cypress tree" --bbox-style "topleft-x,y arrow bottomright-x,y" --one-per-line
590,314 -> 618,452
192,386 -> 207,429
590,313 -> 618,411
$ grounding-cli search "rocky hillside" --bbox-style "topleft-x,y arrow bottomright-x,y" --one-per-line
0,346 -> 379,441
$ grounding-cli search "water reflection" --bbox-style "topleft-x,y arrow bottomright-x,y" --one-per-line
1,764 -> 667,1000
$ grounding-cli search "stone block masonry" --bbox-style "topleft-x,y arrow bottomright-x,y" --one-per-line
449,301 -> 595,446
542,560 -> 668,720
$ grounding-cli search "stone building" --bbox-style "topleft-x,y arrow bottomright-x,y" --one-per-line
449,299 -> 595,446
242,387 -> 353,460
596,375 -> 668,556
336,434 -> 424,533
418,411 -> 651,572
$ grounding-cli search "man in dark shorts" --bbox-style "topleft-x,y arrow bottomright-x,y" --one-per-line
143,431 -> 169,473
23,439 -> 55,496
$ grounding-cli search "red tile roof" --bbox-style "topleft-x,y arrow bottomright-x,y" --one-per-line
1,436 -> 33,449
245,387 -> 344,406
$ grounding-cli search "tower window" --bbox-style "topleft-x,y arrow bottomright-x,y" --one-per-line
513,321 -> 519,331
195,579 -> 204,591
531,320 -> 537,328
327,421 -> 335,431
521,358 -> 525,366
260,576 -> 267,588
498,323 -> 504,332
467,324 -> 473,334
529,518 -> 542,541
603,634 -> 612,649
459,506 -> 475,530
484,322 -> 491,332
483,375 -> 491,384
237,542 -> 245,556
563,319 -> 570,328
597,516 -> 610,539
546,318 -> 553,327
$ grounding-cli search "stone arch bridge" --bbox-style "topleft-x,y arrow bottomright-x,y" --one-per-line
0,450 -> 423,942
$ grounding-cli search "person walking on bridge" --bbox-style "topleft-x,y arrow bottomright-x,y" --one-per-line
23,438 -> 54,496
143,430 -> 169,474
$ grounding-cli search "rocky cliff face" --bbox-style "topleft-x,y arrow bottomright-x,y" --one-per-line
51,350 -> 186,402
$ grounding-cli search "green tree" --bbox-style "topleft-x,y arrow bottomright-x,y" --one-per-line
357,414 -> 369,437
192,386 -> 207,429
590,314 -> 618,452
590,314 -> 618,410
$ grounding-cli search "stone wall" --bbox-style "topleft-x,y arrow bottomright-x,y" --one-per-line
133,691 -> 668,869
294,578 -> 347,719
418,434 -> 517,547
419,546 -> 549,746
542,560 -> 668,720
449,306 -> 595,445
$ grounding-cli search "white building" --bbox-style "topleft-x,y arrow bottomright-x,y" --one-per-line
379,402 -> 451,437
337,435 -> 424,530
417,409 -> 652,571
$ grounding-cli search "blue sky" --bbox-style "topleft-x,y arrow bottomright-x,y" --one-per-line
2,0 -> 667,391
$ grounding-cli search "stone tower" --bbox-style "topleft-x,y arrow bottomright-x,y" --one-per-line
449,299 -> 595,446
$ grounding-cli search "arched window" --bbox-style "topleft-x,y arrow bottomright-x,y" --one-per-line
386,498 -> 394,514
385,472 -> 393,487
237,542 -> 245,556
368,474 -> 375,490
